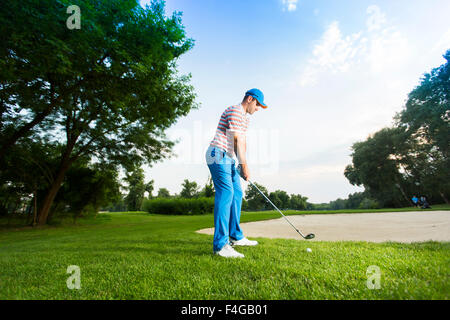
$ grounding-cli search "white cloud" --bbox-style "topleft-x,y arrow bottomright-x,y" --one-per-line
366,26 -> 409,74
300,21 -> 364,86
299,5 -> 410,86
282,0 -> 298,12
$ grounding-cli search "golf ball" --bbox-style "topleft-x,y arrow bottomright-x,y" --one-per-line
306,248 -> 312,252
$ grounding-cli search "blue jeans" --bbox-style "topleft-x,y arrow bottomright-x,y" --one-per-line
206,146 -> 244,252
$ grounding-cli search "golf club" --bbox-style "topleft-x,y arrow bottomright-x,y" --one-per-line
248,179 -> 315,240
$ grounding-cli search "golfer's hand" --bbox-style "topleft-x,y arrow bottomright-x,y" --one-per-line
238,164 -> 250,181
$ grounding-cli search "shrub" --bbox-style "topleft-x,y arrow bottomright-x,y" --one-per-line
142,197 -> 214,215
358,198 -> 380,209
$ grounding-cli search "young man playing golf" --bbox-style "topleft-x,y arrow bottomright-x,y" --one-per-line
205,88 -> 268,258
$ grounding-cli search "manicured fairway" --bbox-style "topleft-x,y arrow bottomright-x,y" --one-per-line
0,211 -> 449,299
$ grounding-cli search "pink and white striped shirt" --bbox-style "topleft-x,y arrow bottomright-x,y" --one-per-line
210,104 -> 249,156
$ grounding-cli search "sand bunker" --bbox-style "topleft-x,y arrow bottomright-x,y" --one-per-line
196,211 -> 450,242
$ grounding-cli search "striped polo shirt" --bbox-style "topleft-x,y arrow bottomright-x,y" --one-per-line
210,104 -> 250,156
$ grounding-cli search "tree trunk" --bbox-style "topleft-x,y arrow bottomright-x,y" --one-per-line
439,191 -> 449,204
395,182 -> 410,205
37,156 -> 74,225
37,139 -> 77,225
32,188 -> 37,226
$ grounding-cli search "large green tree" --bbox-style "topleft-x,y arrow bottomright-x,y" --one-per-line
397,49 -> 450,203
0,0 -> 197,224
180,179 -> 199,198
269,190 -> 290,209
145,180 -> 155,199
124,167 -> 146,211
289,194 -> 308,210
157,187 -> 171,198
345,50 -> 450,206
399,50 -> 450,160
0,136 -> 60,221
199,175 -> 215,198
345,127 -> 411,207
51,160 -> 121,221
245,182 -> 269,211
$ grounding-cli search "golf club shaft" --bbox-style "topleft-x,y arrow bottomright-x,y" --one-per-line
248,179 -> 308,239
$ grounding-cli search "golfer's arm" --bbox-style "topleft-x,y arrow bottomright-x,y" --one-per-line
234,134 -> 247,165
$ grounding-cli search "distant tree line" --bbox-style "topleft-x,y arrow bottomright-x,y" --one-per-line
344,50 -> 450,207
106,169 -> 216,212
241,182 -> 310,211
105,170 -> 312,213
312,192 -> 380,211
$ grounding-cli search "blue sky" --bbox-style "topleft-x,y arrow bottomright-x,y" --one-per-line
139,0 -> 450,203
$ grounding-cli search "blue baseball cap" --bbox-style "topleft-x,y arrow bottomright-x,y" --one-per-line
245,88 -> 268,108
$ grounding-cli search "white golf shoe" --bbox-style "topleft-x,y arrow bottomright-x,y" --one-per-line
231,237 -> 258,246
214,244 -> 244,258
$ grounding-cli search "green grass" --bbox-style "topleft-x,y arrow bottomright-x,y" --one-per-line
0,210 -> 449,299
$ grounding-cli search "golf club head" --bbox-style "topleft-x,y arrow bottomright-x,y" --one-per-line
249,178 -> 316,241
